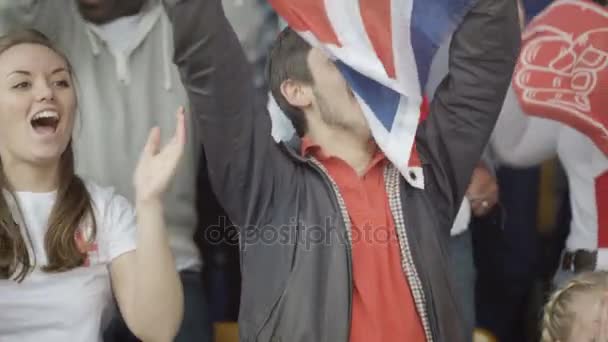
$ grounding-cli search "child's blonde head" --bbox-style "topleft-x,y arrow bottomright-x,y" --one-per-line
541,271 -> 608,342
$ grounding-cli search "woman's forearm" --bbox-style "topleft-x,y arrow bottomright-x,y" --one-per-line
130,198 -> 184,341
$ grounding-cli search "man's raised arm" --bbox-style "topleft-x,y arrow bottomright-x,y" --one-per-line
163,0 -> 295,226
417,0 -> 521,216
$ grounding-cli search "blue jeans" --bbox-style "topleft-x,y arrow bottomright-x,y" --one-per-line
449,229 -> 476,338
103,271 -> 212,342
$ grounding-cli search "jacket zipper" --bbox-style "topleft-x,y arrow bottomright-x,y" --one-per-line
384,165 -> 433,342
283,143 -> 433,340
307,159 -> 354,342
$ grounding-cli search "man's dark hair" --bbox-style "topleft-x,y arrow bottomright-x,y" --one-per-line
266,27 -> 314,137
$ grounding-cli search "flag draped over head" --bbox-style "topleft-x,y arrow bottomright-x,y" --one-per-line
512,0 -> 608,156
268,0 -> 477,188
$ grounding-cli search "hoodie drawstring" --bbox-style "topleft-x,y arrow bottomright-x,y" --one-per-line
85,28 -> 101,56
161,13 -> 173,91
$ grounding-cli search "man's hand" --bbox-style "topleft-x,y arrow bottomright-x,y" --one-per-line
466,163 -> 499,217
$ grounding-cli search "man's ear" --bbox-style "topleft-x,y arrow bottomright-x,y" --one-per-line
280,79 -> 313,109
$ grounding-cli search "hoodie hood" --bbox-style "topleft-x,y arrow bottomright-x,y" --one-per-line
78,0 -> 173,90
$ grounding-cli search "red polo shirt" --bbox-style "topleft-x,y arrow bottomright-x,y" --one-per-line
301,138 -> 426,342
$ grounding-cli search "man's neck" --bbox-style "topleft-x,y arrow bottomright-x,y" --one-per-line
308,125 -> 375,176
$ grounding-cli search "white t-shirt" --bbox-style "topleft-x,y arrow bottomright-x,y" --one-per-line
0,182 -> 137,342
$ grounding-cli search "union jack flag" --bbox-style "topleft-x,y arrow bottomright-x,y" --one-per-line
268,0 -> 477,188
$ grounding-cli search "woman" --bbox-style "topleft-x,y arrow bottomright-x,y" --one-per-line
541,271 -> 608,342
0,29 -> 184,341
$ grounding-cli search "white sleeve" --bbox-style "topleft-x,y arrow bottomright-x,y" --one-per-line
597,248 -> 608,271
0,0 -> 79,51
100,193 -> 137,262
490,86 -> 560,168
450,199 -> 472,236
0,1 -> 56,35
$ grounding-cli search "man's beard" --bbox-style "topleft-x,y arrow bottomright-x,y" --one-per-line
313,90 -> 351,131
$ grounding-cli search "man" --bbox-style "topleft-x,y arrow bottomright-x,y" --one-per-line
0,1 -> 210,341
267,32 -> 502,338
166,0 -> 519,341
491,1 -> 608,340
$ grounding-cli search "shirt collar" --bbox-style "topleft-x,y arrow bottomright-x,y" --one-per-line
300,136 -> 386,171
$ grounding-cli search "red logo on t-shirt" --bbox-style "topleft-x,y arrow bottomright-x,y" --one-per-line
74,219 -> 98,267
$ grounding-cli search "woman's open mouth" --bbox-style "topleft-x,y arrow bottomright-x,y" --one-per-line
30,110 -> 60,136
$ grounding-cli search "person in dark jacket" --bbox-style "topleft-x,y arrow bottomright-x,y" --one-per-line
164,0 -> 520,340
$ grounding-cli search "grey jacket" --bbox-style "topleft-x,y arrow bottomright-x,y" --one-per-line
164,0 -> 520,341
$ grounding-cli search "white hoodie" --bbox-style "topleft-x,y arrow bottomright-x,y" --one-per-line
0,0 -> 201,271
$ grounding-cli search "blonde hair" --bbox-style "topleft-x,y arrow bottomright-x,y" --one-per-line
0,29 -> 97,281
541,271 -> 608,342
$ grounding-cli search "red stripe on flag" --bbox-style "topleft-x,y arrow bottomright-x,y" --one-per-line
407,97 -> 429,168
408,143 -> 421,168
419,96 -> 430,123
596,171 -> 608,248
359,0 -> 396,79
269,0 -> 341,46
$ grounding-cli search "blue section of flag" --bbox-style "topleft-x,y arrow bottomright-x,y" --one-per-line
337,61 -> 401,131
410,0 -> 477,88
